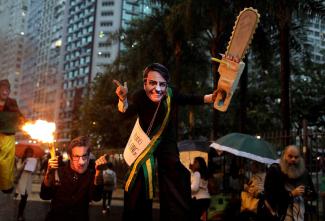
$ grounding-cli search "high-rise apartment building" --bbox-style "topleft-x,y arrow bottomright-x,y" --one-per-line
305,17 -> 325,64
57,0 -> 155,144
0,0 -> 159,145
0,0 -> 28,98
19,0 -> 44,119
19,0 -> 66,128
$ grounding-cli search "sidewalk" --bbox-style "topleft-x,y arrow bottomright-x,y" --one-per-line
30,175 -> 160,208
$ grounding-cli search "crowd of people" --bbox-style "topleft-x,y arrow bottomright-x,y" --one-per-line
0,62 -> 323,221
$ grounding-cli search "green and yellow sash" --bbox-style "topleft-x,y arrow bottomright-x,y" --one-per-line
124,88 -> 172,199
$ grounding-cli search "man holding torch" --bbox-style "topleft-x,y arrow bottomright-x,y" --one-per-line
40,136 -> 108,221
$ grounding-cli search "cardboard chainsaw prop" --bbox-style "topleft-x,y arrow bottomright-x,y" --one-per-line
212,7 -> 260,112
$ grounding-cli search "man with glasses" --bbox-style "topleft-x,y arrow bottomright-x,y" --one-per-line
40,136 -> 108,221
113,63 -> 217,221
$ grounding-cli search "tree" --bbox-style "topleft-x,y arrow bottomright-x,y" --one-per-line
258,0 -> 325,144
79,10 -> 212,147
78,0 -> 325,149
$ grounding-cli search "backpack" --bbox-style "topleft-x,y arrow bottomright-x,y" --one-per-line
103,170 -> 115,190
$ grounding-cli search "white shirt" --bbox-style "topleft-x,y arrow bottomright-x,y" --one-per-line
191,171 -> 211,200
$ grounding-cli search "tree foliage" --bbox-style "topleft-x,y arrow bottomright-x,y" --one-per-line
78,0 -> 325,149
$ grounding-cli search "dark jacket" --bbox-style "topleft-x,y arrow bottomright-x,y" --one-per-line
263,163 -> 317,221
40,161 -> 103,221
0,97 -> 25,134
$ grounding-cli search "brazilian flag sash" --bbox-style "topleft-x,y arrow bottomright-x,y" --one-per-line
124,88 -> 172,199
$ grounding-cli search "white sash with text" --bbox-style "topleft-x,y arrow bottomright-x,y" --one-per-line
123,118 -> 151,166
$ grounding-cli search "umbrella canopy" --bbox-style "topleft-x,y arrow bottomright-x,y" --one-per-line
15,142 -> 45,158
178,140 -> 210,152
178,140 -> 210,169
210,133 -> 279,164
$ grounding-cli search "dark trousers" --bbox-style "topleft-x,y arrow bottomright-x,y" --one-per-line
190,198 -> 211,221
18,194 -> 28,218
123,159 -> 191,221
123,170 -> 153,221
158,159 -> 192,221
102,190 -> 113,209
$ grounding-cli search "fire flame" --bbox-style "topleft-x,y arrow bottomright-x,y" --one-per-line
22,120 -> 56,143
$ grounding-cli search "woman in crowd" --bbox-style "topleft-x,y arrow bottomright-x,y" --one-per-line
190,156 -> 211,221
15,147 -> 38,221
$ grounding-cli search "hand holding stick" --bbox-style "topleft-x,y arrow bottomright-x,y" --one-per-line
46,143 -> 60,186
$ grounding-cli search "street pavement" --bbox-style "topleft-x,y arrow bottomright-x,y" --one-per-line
2,175 -> 322,221
0,175 -> 160,221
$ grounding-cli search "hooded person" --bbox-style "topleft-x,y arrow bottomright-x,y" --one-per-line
113,63 -> 218,221
0,79 -> 25,193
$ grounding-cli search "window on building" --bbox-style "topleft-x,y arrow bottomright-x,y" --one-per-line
98,42 -> 111,47
87,35 -> 92,42
100,21 -> 113,27
102,1 -> 114,6
101,11 -> 114,16
98,52 -> 111,58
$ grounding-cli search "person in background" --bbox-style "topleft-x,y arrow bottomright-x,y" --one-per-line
243,161 -> 266,198
190,156 -> 211,221
239,161 -> 266,221
15,147 -> 38,221
102,161 -> 117,214
40,136 -> 108,221
113,63 -> 218,221
0,79 -> 25,193
262,145 -> 317,221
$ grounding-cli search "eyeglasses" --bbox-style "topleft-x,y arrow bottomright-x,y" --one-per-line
71,154 -> 89,161
145,79 -> 167,88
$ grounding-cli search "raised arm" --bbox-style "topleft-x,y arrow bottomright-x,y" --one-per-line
113,79 -> 128,112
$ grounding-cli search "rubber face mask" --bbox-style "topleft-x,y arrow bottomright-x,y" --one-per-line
0,85 -> 10,101
69,146 -> 90,174
144,71 -> 167,103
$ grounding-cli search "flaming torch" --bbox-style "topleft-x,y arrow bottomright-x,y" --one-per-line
22,120 -> 59,184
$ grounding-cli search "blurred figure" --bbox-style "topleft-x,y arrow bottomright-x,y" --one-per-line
40,136 -> 108,221
228,157 -> 243,194
102,162 -> 117,214
319,159 -> 325,220
15,147 -> 37,221
190,157 -> 211,221
0,79 -> 25,193
243,161 -> 266,198
261,145 -> 317,221
239,161 -> 266,221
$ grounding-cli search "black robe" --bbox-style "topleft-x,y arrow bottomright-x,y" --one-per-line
122,88 -> 205,221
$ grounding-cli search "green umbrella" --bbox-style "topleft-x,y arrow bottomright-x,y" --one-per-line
210,132 -> 279,164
